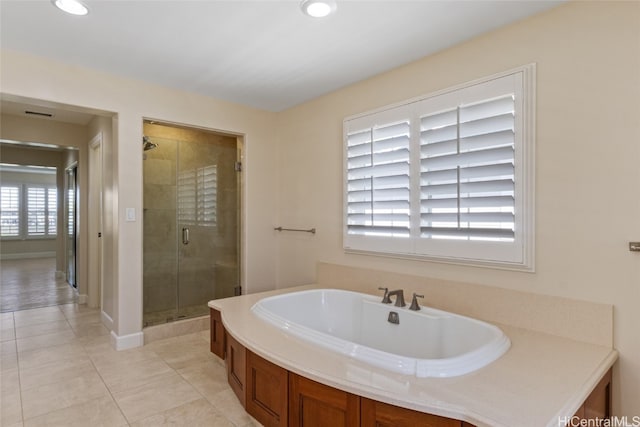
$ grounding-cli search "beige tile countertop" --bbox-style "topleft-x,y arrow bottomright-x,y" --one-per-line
208,284 -> 618,427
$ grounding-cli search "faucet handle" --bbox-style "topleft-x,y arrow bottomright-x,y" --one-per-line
409,293 -> 424,311
378,287 -> 391,304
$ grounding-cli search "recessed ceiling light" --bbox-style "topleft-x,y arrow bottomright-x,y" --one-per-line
52,0 -> 89,16
300,0 -> 336,18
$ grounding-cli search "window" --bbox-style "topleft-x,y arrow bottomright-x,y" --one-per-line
0,184 -> 57,238
344,65 -> 535,270
0,186 -> 20,237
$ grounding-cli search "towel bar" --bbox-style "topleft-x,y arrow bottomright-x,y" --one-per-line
274,227 -> 316,234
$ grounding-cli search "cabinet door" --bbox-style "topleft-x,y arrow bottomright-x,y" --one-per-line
361,398 -> 462,427
210,308 -> 225,359
226,332 -> 246,406
288,373 -> 359,427
246,350 -> 288,427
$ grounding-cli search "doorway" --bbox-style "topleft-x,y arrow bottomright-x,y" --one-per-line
142,121 -> 241,326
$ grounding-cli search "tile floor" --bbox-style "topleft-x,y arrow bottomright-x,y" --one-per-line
0,303 -> 262,426
1,258 -> 76,313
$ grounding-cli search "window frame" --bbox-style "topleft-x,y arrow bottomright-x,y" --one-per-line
0,183 -> 58,240
343,64 -> 535,271
0,185 -> 22,239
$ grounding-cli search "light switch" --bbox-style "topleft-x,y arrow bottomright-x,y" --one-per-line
125,207 -> 136,222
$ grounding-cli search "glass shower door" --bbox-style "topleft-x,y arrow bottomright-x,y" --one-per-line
143,122 -> 240,326
176,135 -> 239,319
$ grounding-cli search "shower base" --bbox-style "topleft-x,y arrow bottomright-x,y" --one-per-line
143,312 -> 210,344
143,304 -> 209,327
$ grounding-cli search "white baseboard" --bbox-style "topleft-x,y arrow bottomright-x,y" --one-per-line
110,330 -> 144,351
101,311 -> 114,330
0,252 -> 56,260
72,286 -> 87,304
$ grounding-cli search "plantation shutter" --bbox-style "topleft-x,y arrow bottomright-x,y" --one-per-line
0,186 -> 20,237
419,95 -> 516,241
47,188 -> 57,235
27,187 -> 47,236
346,120 -> 411,237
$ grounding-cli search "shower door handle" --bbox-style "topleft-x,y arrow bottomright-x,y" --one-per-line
182,227 -> 190,245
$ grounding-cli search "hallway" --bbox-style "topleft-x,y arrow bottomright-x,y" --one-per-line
0,258 -> 76,313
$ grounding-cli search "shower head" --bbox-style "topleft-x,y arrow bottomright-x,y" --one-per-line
143,136 -> 158,151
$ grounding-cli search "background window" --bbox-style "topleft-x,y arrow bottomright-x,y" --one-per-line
0,186 -> 21,237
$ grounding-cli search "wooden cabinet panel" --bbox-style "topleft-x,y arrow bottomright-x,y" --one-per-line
569,368 -> 612,426
226,332 -> 246,406
361,398 -> 462,427
583,368 -> 612,420
210,308 -> 225,359
289,373 -> 359,427
246,350 -> 288,427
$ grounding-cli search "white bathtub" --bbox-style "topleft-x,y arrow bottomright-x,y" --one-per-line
251,288 -> 510,378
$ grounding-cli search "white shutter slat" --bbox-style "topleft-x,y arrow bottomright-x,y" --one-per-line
421,163 -> 514,185
373,122 -> 410,140
348,200 -> 410,212
348,225 -> 410,236
420,109 -> 457,131
460,113 -> 514,139
421,146 -> 514,171
348,162 -> 410,179
348,174 -> 410,191
421,124 -> 457,145
460,129 -> 514,152
460,179 -> 514,194
421,195 -> 514,210
347,130 -> 372,146
421,212 -> 515,223
421,226 -> 515,239
349,213 -> 410,223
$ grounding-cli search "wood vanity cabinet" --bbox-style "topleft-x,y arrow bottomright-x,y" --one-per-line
210,308 -> 225,359
572,368 -> 612,422
360,398 -> 464,427
246,350 -> 288,427
225,331 -> 246,406
289,373 -> 360,427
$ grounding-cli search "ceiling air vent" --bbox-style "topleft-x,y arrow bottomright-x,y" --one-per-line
25,110 -> 54,118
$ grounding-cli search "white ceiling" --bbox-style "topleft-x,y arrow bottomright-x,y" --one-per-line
0,0 -> 563,112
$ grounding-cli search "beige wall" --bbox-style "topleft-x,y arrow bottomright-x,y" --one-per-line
1,49 -> 279,342
276,1 -> 639,416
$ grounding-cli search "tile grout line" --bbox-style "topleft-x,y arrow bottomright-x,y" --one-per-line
13,311 -> 26,426
74,305 -> 133,427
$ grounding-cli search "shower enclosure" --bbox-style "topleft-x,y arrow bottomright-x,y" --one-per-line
142,121 -> 240,326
